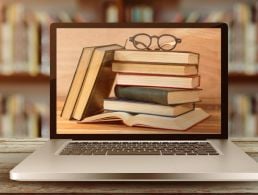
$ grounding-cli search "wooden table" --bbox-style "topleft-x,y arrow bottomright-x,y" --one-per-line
1,138 -> 258,193
57,99 -> 221,134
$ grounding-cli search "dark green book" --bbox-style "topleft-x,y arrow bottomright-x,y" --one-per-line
115,86 -> 201,105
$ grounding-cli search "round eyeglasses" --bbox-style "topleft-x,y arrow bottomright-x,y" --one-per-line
129,33 -> 182,51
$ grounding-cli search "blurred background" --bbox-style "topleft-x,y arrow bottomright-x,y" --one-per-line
0,0 -> 257,138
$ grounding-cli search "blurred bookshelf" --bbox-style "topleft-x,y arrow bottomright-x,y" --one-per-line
0,0 -> 257,138
229,73 -> 258,83
0,73 -> 49,83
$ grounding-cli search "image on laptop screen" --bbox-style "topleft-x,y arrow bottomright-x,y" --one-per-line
55,27 -> 221,135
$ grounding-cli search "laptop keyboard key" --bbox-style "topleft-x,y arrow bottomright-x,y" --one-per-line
59,141 -> 219,156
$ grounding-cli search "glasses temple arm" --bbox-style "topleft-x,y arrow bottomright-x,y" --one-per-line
134,40 -> 149,48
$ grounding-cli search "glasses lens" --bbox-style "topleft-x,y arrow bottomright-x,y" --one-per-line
134,34 -> 151,49
159,35 -> 177,50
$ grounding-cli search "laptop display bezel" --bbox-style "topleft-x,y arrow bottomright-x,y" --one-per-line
50,23 -> 228,140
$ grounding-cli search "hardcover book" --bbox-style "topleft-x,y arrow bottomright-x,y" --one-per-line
114,50 -> 199,64
61,47 -> 95,119
112,62 -> 198,76
72,44 -> 123,120
104,98 -> 195,117
115,86 -> 201,105
116,73 -> 200,89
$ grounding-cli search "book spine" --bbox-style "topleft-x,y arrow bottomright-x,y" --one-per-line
105,3 -> 119,23
115,86 -> 168,105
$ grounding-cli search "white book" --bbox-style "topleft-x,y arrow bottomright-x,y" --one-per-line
79,108 -> 210,131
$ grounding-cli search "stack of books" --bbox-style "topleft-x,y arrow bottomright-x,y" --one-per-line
80,50 -> 210,131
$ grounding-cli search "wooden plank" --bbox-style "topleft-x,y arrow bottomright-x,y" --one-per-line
0,139 -> 48,153
0,73 -> 49,84
233,142 -> 258,153
0,138 -> 48,142
229,73 -> 258,84
0,153 -> 29,174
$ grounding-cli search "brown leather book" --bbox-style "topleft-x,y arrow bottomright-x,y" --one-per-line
72,44 -> 123,120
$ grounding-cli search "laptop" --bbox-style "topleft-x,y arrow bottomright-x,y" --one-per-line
10,23 -> 258,181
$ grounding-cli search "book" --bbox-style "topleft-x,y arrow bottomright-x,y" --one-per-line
61,47 -> 95,119
116,73 -> 200,89
105,3 -> 119,22
27,12 -> 41,75
130,6 -> 153,22
72,44 -> 123,120
114,50 -> 199,64
79,108 -> 210,131
112,62 -> 198,76
115,86 -> 201,105
104,99 -> 194,117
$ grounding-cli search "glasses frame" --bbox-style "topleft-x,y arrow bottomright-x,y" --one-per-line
129,33 -> 182,51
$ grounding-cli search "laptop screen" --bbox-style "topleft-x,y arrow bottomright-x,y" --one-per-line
54,25 -> 223,136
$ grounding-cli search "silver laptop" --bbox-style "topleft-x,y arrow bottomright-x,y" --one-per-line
10,23 -> 258,181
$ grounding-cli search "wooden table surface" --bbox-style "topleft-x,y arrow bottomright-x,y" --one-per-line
1,138 -> 258,193
57,99 -> 221,135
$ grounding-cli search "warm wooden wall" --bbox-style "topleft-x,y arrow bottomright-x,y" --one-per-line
56,28 -> 221,104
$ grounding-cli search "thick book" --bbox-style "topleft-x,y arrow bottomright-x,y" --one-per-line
72,44 -> 123,120
104,99 -> 194,117
115,86 -> 201,105
114,50 -> 199,64
116,73 -> 200,89
112,62 -> 198,76
61,47 -> 95,119
79,108 -> 210,131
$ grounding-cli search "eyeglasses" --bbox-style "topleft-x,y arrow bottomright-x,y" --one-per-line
128,33 -> 182,51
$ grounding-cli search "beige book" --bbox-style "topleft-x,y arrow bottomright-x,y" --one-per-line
104,99 -> 194,117
79,108 -> 210,131
114,50 -> 199,64
112,62 -> 198,76
27,14 -> 40,75
61,47 -> 95,119
116,73 -> 200,89
72,44 -> 123,120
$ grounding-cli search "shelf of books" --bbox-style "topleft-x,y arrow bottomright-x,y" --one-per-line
229,93 -> 258,137
0,0 -> 257,137
0,93 -> 50,138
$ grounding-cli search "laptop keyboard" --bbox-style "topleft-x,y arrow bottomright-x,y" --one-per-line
59,141 -> 219,155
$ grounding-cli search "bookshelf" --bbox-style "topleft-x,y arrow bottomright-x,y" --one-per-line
0,0 -> 257,138
0,74 -> 49,83
229,73 -> 258,84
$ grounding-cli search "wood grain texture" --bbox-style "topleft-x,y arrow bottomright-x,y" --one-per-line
57,99 -> 220,134
57,28 -> 221,100
0,139 -> 258,193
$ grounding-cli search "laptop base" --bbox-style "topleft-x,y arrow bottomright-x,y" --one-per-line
10,139 -> 258,181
